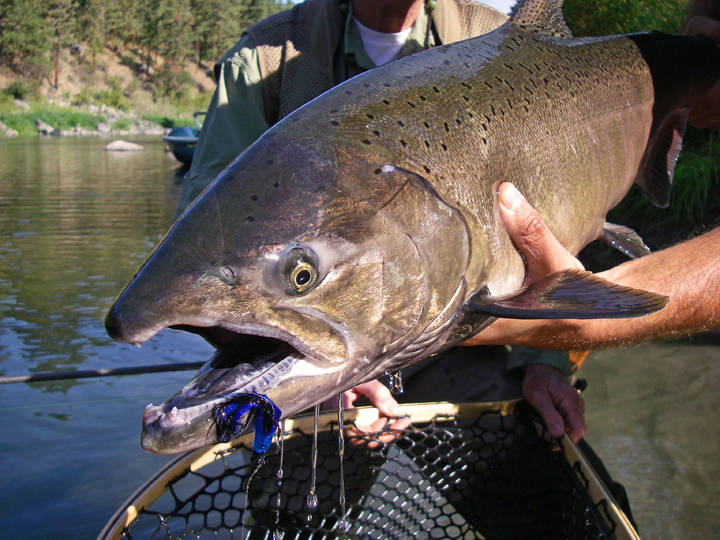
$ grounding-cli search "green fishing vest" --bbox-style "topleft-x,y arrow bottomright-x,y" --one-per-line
245,0 -> 508,126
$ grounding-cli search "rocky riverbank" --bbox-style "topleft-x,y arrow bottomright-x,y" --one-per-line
2,99 -> 170,138
0,118 -> 18,137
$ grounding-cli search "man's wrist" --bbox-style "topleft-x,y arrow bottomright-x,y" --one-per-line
506,346 -> 573,377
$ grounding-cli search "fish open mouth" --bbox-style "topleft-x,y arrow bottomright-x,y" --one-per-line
141,327 -> 316,454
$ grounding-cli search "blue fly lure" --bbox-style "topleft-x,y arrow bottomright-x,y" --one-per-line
212,393 -> 282,462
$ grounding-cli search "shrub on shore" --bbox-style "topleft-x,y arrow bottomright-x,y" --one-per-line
0,101 -> 198,136
0,105 -> 104,136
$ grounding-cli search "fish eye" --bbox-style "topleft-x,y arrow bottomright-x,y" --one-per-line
218,266 -> 236,283
213,263 -> 238,285
283,250 -> 318,295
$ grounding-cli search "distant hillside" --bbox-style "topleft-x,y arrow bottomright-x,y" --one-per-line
0,44 -> 215,113
0,0 -> 291,112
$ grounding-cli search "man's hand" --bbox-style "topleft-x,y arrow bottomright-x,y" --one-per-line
472,183 -> 588,442
497,182 -> 583,284
324,380 -> 411,447
523,364 -> 586,442
685,10 -> 720,129
460,182 -> 583,347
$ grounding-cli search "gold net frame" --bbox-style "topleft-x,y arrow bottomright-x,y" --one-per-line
99,401 -> 640,540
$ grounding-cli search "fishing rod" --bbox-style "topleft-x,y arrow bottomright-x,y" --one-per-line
0,362 -> 205,384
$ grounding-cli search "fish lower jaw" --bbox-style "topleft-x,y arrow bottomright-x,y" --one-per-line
142,357 -> 326,431
144,400 -> 222,430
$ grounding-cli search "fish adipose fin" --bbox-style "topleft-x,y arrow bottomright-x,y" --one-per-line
465,268 -> 668,319
602,222 -> 651,259
509,0 -> 572,38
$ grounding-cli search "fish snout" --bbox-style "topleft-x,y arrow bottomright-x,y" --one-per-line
104,294 -> 164,345
104,306 -> 125,342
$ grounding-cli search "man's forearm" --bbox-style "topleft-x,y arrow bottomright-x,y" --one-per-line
474,228 -> 720,350
596,227 -> 720,345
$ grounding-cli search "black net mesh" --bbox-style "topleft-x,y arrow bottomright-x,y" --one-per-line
119,407 -> 616,540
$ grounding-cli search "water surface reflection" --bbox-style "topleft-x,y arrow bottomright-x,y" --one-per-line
0,137 -> 213,539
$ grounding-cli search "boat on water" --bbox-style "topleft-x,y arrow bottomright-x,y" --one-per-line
163,112 -> 205,164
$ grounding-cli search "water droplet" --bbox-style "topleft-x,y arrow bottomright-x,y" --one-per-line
241,460 -> 264,538
336,517 -> 349,533
386,369 -> 404,394
273,421 -> 285,533
306,404 -> 319,511
337,395 -> 347,528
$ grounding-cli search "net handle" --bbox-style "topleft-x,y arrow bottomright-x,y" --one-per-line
561,433 -> 641,540
97,400 -> 520,540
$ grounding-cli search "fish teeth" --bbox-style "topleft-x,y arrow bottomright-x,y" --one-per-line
143,403 -> 163,424
166,406 -> 179,424
153,399 -> 223,429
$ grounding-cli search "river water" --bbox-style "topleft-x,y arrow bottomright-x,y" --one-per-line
0,137 -> 718,540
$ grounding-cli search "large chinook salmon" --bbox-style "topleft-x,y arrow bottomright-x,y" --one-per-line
106,0 -> 719,454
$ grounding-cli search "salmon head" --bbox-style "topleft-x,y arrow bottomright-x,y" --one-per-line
105,0 -> 714,454
106,126 -> 473,453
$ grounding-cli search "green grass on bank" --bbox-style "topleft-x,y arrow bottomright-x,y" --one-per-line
0,100 -> 202,137
0,104 -> 105,136
0,76 -> 211,136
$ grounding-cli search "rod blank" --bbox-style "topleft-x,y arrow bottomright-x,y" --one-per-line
0,362 -> 205,384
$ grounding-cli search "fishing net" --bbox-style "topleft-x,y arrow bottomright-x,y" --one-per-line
101,402 -> 631,540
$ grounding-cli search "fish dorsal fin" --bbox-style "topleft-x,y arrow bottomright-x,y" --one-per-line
509,0 -> 572,38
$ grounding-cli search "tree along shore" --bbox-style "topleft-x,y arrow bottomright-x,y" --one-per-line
0,0 -> 291,93
0,0 -> 291,137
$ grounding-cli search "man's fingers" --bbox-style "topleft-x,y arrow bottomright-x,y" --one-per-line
688,79 -> 720,129
556,391 -> 587,443
684,16 -> 720,129
347,415 -> 412,448
325,380 -> 401,415
523,364 -> 588,442
350,380 -> 400,417
685,15 -> 720,46
524,381 -> 565,439
498,182 -> 583,284
337,380 -> 408,448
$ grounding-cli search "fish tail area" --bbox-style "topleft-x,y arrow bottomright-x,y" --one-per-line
628,32 -> 720,208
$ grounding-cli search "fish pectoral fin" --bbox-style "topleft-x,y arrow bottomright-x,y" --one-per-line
464,268 -> 668,320
634,108 -> 689,209
602,222 -> 651,259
